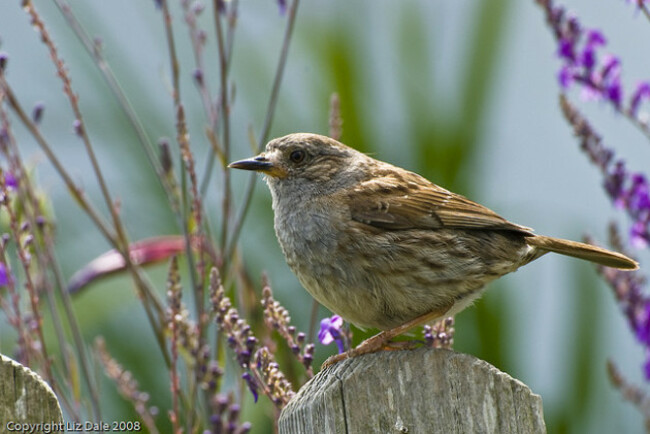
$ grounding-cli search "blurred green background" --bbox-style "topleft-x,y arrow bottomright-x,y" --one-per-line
1,0 -> 649,432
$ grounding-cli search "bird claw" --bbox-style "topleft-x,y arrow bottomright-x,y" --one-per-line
320,306 -> 454,370
321,331 -> 396,370
321,352 -> 349,369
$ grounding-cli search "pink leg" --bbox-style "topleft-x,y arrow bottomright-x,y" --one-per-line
322,304 -> 452,369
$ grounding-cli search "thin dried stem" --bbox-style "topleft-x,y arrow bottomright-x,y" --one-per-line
19,1 -> 167,331
52,0 -> 181,214
607,360 -> 650,429
1,182 -> 53,384
638,0 -> 650,22
159,0 -> 205,325
22,1 -> 129,254
166,257 -> 182,433
328,93 -> 343,141
96,338 -> 160,433
226,0 -> 301,260
199,0 -> 239,199
0,39 -> 171,395
0,96 -> 99,419
214,0 -> 233,255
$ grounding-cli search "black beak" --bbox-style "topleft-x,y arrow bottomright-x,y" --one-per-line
228,155 -> 273,172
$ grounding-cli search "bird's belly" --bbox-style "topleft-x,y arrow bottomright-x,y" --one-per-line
277,221 -> 530,330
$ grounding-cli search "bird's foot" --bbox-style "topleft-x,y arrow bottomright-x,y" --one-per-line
321,305 -> 454,370
321,331 -> 407,369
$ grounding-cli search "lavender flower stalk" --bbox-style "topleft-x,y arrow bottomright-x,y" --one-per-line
423,317 -> 455,349
560,95 -> 650,248
210,267 -> 296,407
261,278 -> 314,375
538,3 -> 650,425
538,0 -> 650,137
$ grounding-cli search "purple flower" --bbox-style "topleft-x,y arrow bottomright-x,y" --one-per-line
32,102 -> 45,125
590,54 -> 623,108
558,65 -> 574,89
318,315 -> 345,354
630,82 -> 650,116
241,372 -> 258,403
277,0 -> 287,15
630,221 -> 649,249
72,119 -> 83,137
604,162 -> 627,207
4,172 -> 17,191
599,261 -> 650,378
629,175 -> 650,212
636,303 -> 650,344
601,54 -> 620,79
0,263 -> 9,287
547,7 -> 629,110
586,29 -> 606,46
558,38 -> 575,61
580,30 -> 605,70
606,79 -> 623,108
0,52 -> 7,72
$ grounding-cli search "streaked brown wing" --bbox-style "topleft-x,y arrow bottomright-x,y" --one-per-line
347,169 -> 532,234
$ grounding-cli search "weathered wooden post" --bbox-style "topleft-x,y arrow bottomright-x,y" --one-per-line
0,354 -> 63,432
278,348 -> 545,433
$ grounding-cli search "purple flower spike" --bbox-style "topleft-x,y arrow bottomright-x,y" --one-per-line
545,6 -> 628,110
318,315 -> 345,354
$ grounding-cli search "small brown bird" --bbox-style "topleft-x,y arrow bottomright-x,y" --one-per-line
229,133 -> 638,365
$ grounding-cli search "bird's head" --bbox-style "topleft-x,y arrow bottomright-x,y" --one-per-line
229,133 -> 364,191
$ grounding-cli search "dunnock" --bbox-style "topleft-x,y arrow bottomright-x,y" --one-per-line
229,133 -> 638,364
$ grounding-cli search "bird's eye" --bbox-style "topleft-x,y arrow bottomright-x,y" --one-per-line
289,150 -> 305,164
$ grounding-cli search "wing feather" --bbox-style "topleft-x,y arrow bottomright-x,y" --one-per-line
347,168 -> 532,234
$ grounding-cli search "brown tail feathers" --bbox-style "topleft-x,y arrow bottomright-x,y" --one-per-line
526,235 -> 638,270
